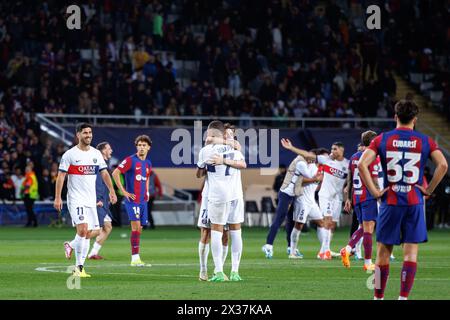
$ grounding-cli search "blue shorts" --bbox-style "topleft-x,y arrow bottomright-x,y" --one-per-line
97,206 -> 112,227
354,199 -> 378,224
124,202 -> 149,226
376,204 -> 427,245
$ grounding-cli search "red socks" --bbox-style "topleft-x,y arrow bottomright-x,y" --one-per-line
374,264 -> 389,299
131,231 -> 141,255
374,261 -> 418,299
400,261 -> 417,299
348,227 -> 364,248
363,232 -> 372,260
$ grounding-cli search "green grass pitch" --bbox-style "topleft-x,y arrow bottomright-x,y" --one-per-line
0,226 -> 449,300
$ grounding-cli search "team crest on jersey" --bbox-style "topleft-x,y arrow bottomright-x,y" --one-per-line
93,158 -> 97,163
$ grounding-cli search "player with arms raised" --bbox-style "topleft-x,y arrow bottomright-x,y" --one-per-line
358,100 -> 448,300
112,135 -> 153,267
55,123 -> 117,278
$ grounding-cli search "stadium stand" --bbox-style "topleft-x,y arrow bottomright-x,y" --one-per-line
1,0 -> 449,226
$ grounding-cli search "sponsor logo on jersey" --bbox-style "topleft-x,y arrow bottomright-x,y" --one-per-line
324,165 -> 348,179
391,184 -> 412,193
93,158 -> 97,163
136,174 -> 147,181
68,165 -> 99,175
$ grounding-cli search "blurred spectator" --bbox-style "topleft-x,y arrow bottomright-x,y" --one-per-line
11,167 -> 24,200
435,174 -> 450,229
21,164 -> 39,227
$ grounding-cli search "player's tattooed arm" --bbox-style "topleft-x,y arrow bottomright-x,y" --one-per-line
209,154 -> 247,169
280,138 -> 316,161
100,169 -> 117,204
343,173 -> 352,213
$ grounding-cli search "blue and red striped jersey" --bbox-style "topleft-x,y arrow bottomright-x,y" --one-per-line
117,154 -> 152,204
350,151 -> 380,204
368,127 -> 439,206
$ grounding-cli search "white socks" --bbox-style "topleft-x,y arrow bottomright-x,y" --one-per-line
230,229 -> 242,273
222,245 -> 229,268
198,242 -> 209,272
210,230 -> 223,273
74,234 -> 85,266
290,228 -> 301,254
320,229 -> 331,253
81,238 -> 90,265
132,254 -> 140,262
89,242 -> 102,257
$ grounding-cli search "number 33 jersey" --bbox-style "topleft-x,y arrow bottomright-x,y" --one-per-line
368,127 -> 440,206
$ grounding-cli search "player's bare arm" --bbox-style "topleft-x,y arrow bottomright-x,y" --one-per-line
417,150 -> 448,196
358,149 -> 388,199
101,169 -> 117,204
196,167 -> 206,178
112,168 -> 136,201
343,173 -> 353,213
53,171 -> 66,212
281,138 -> 316,161
208,154 -> 247,169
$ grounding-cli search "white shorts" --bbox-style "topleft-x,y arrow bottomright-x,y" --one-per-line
197,196 -> 210,228
319,196 -> 342,222
208,199 -> 238,226
293,196 -> 323,224
227,198 -> 244,224
104,215 -> 112,223
69,203 -> 100,230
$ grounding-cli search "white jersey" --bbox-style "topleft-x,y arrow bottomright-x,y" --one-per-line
197,144 -> 234,203
298,163 -> 319,205
281,160 -> 313,197
223,148 -> 245,200
377,161 -> 384,190
317,155 -> 349,199
59,146 -> 107,207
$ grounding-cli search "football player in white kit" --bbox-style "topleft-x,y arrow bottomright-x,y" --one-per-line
196,121 -> 246,282
289,149 -> 328,259
197,124 -> 241,281
281,139 -> 349,260
54,123 -> 117,278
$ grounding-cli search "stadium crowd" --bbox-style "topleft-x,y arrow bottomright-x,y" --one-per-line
0,0 -> 448,216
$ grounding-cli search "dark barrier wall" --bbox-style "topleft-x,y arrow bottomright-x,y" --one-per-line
64,126 -> 381,168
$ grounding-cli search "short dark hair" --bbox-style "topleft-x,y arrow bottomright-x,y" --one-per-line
395,99 -> 419,124
135,135 -> 152,146
76,122 -> 93,133
207,120 -> 225,133
361,130 -> 377,147
312,148 -> 330,155
96,141 -> 110,151
224,123 -> 236,131
332,142 -> 344,149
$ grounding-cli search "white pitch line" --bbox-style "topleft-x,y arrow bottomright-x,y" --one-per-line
35,262 -> 450,269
